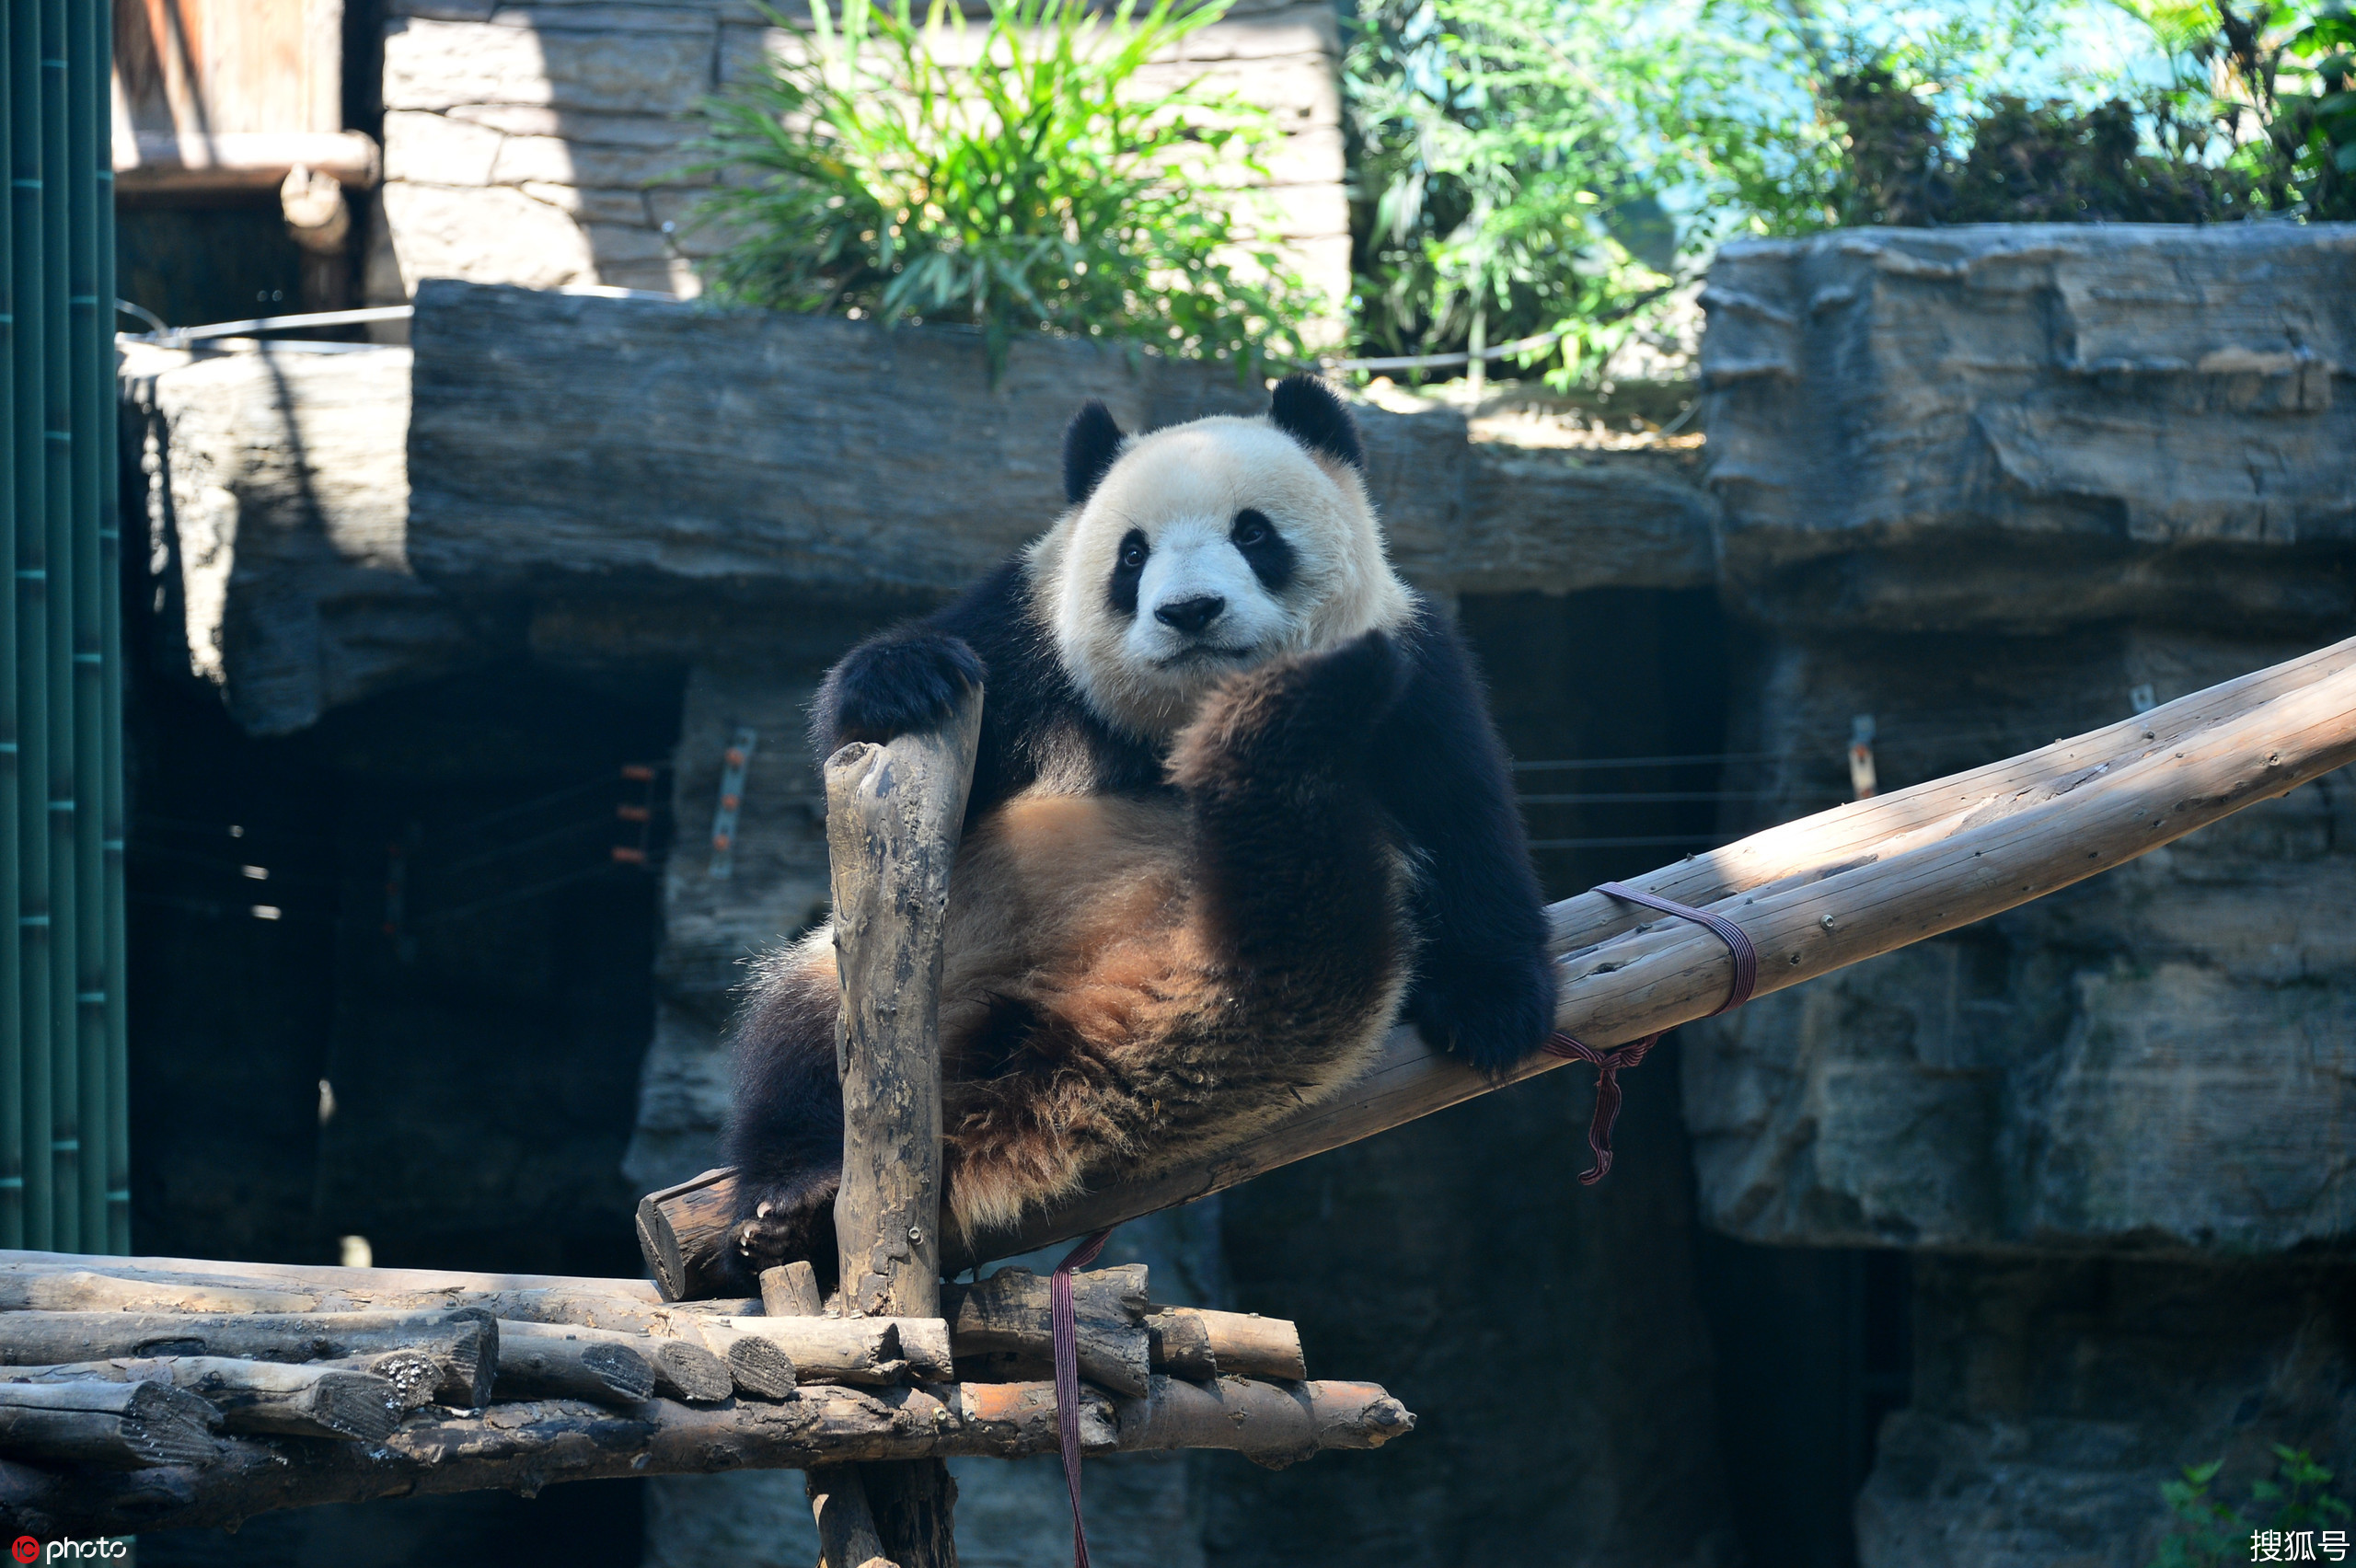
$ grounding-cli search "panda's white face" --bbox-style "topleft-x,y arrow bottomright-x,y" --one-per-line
1029,415 -> 1413,739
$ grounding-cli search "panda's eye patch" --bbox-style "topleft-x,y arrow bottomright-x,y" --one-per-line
1107,528 -> 1149,617
1230,509 -> 1294,593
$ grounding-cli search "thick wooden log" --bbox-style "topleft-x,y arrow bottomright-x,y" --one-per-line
638,1169 -> 741,1303
689,1317 -> 924,1387
810,1466 -> 897,1568
0,1310 -> 496,1409
491,1322 -> 655,1407
947,632 -> 2356,1262
826,685 -> 984,1566
718,1336 -> 801,1401
1145,1313 -> 1217,1380
0,1359 -> 398,1442
0,1260 -> 757,1344
507,1323 -> 734,1406
326,1351 -> 441,1413
1117,1377 -> 1412,1468
0,1381 -> 222,1470
1176,1312 -> 1307,1383
939,1267 -> 1150,1397
826,692 -> 983,1317
0,1378 -> 1405,1536
639,1172 -> 736,1301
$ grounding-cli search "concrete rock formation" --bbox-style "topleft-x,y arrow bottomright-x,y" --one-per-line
1695,223 -> 2356,1567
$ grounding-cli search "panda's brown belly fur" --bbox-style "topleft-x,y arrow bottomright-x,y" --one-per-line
785,787 -> 1408,1239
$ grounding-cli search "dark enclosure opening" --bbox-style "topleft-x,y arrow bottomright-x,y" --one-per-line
124,641 -> 685,1566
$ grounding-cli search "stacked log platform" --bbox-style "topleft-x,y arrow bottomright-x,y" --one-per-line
0,1251 -> 1409,1539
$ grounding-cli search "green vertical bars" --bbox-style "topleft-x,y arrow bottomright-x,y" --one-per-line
4,0 -> 120,1257
93,0 -> 121,1259
38,0 -> 74,1252
64,0 -> 100,1250
10,0 -> 50,1253
0,0 -> 19,1252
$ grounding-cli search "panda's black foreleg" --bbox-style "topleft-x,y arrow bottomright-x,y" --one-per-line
1380,602 -> 1559,1072
814,627 -> 986,751
720,964 -> 847,1294
1168,630 -> 1412,999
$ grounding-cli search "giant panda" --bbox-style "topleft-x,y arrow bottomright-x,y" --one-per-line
722,374 -> 1554,1286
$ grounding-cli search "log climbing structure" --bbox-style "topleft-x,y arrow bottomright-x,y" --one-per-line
0,634 -> 2351,1556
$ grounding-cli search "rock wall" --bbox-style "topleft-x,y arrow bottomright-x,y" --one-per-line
1695,223 -> 2356,1566
366,0 -> 1352,309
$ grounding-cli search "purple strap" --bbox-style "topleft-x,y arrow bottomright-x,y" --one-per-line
1590,881 -> 1758,1014
1053,1226 -> 1114,1568
1542,882 -> 1758,1183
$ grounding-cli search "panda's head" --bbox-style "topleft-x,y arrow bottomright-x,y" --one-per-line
1027,375 -> 1414,739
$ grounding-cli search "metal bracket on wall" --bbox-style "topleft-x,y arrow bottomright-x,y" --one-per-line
710,728 -> 759,880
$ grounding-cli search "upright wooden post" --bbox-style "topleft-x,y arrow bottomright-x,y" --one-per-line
816,686 -> 984,1568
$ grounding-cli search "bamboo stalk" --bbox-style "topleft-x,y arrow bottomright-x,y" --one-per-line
0,1378 -> 1411,1538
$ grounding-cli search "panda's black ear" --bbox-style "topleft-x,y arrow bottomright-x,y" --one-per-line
1269,374 -> 1364,472
1062,400 -> 1126,505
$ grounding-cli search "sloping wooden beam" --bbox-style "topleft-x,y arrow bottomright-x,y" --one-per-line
946,632 -> 2356,1263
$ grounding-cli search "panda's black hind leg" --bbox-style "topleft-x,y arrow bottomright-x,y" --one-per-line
815,628 -> 986,749
720,952 -> 850,1294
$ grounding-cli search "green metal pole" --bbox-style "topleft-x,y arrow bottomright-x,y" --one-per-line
66,0 -> 102,1251
0,0 -> 22,1253
93,0 -> 121,1259
37,0 -> 73,1253
10,0 -> 50,1252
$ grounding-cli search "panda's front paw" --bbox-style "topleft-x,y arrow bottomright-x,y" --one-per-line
821,631 -> 986,748
1406,951 -> 1557,1073
1173,630 -> 1407,788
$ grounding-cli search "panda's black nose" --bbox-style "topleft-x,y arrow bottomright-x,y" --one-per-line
1154,595 -> 1226,635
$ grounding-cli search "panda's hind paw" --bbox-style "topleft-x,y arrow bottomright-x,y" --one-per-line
728,1178 -> 839,1276
822,631 -> 985,748
1406,953 -> 1558,1075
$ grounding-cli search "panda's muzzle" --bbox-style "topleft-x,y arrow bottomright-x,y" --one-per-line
1153,595 -> 1227,634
